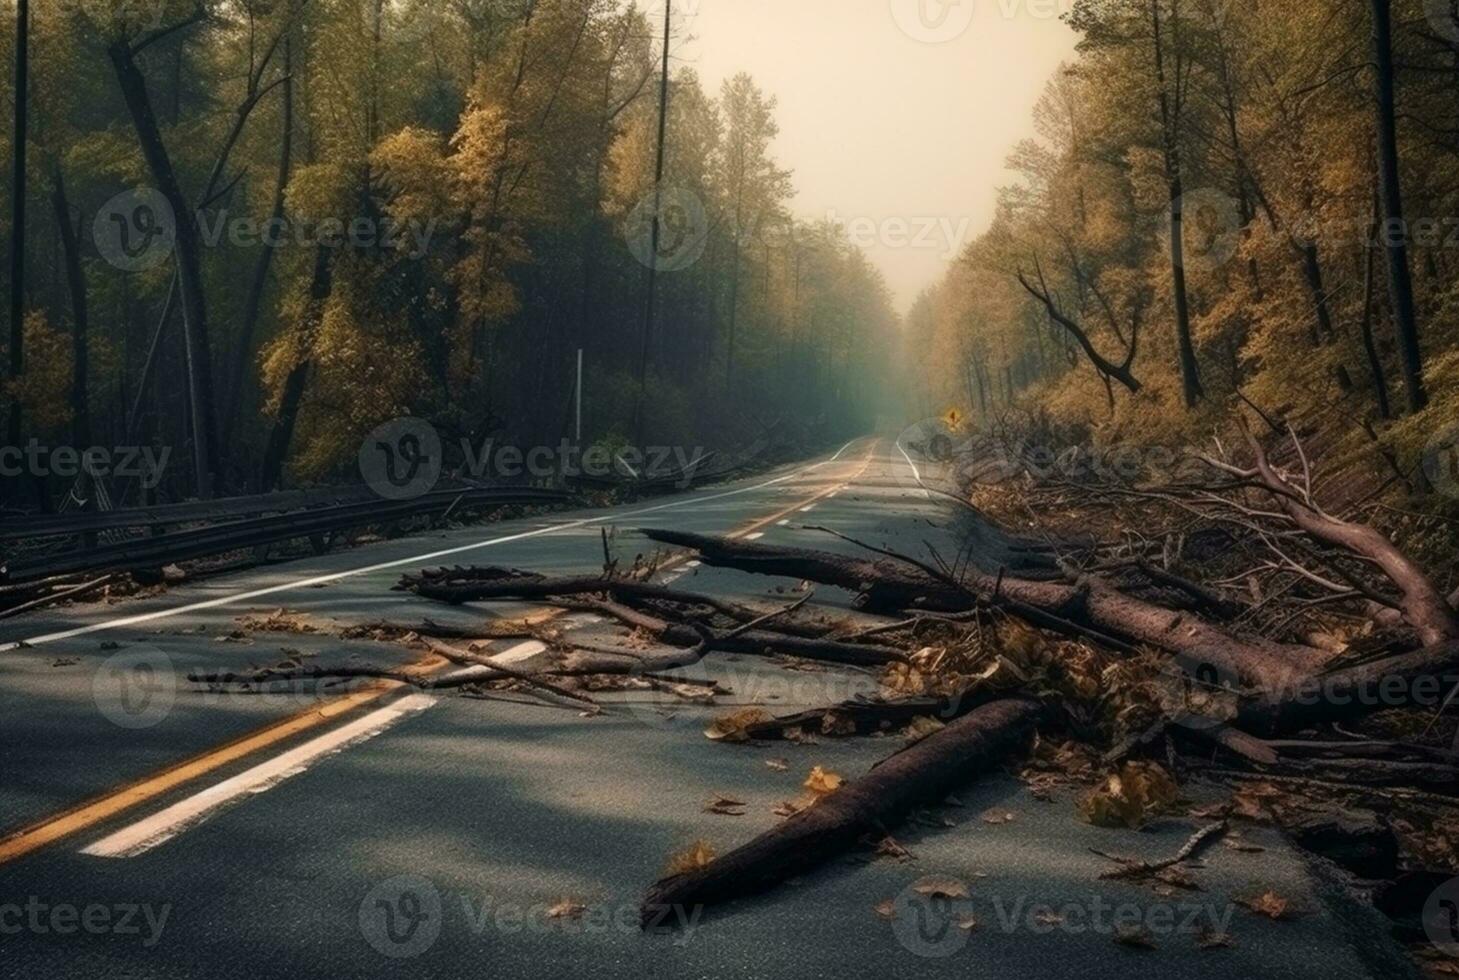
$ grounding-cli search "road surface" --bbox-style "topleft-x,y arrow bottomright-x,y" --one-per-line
0,440 -> 1417,978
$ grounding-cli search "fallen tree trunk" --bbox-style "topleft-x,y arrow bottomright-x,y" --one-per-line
659,625 -> 903,667
641,528 -> 1326,699
400,569 -> 773,625
1235,639 -> 1459,733
404,567 -> 906,667
738,689 -> 999,740
1230,426 -> 1459,647
640,529 -> 1459,736
640,696 -> 1043,925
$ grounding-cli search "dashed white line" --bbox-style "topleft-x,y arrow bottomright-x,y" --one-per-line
744,532 -> 765,541
80,694 -> 437,859
488,639 -> 546,666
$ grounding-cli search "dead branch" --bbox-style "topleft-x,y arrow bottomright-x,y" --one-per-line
640,697 -> 1043,926
1092,821 -> 1228,880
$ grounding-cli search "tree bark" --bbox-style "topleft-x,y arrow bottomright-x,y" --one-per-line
109,38 -> 220,497
260,244 -> 333,491
1152,0 -> 1204,407
1017,270 -> 1142,394
7,0 -> 28,452
1370,0 -> 1428,413
1360,212 -> 1393,420
50,168 -> 90,452
221,38 -> 294,462
641,697 -> 1042,924
1238,427 -> 1459,647
642,527 -> 1329,696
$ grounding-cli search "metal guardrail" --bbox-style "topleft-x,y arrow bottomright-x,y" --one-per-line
0,440 -> 778,586
1,485 -> 412,540
0,485 -> 577,584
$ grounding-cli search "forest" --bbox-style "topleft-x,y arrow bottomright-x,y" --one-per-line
0,0 -> 900,504
907,0 -> 1459,490
7,3 -> 1459,976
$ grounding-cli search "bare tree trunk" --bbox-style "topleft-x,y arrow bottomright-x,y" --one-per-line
1370,0 -> 1428,413
1152,0 -> 1204,407
1360,207 -> 1393,420
221,38 -> 294,459
260,244 -> 333,490
633,0 -> 672,445
50,168 -> 89,452
725,223 -> 742,389
7,0 -> 28,453
109,39 -> 220,497
1298,242 -> 1335,344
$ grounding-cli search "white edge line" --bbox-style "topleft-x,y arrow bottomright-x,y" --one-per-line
80,694 -> 437,859
894,435 -> 933,500
2,439 -> 861,653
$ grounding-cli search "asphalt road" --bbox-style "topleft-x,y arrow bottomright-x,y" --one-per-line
0,440 -> 1420,978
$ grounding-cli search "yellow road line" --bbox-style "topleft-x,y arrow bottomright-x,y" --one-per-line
0,679 -> 411,864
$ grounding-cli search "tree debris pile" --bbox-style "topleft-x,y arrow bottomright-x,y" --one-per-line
187,427 -> 1459,953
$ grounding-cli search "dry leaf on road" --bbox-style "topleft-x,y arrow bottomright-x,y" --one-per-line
665,839 -> 717,876
804,766 -> 844,796
546,899 -> 587,920
912,877 -> 970,899
1238,890 -> 1293,920
703,795 -> 747,816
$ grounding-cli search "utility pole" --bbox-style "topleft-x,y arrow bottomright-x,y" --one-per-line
575,348 -> 583,444
633,0 -> 672,446
8,0 -> 29,453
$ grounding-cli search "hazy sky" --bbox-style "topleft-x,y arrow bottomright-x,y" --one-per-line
673,0 -> 1078,312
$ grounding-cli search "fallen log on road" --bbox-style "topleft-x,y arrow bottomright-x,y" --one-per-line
403,567 -> 907,667
640,696 -> 1043,925
641,527 -> 1326,702
399,567 -> 832,638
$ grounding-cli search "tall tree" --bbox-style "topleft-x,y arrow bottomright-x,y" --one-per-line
1369,0 -> 1427,413
632,0 -> 671,445
716,73 -> 790,389
7,0 -> 27,452
1150,0 -> 1204,406
107,9 -> 221,496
